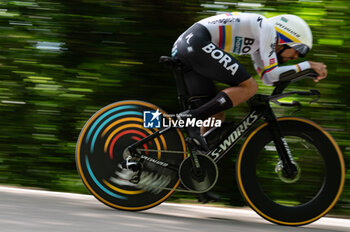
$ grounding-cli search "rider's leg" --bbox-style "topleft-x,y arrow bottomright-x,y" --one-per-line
180,70 -> 218,150
187,77 -> 258,121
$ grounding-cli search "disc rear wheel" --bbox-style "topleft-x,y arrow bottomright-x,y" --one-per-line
76,100 -> 187,211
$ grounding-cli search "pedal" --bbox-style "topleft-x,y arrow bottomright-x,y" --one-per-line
122,156 -> 142,172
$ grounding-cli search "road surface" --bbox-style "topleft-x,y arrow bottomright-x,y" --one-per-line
0,186 -> 349,232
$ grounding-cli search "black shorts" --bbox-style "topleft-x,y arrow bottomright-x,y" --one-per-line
172,23 -> 251,105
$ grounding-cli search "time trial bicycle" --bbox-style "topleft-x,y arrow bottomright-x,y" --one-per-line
76,56 -> 345,226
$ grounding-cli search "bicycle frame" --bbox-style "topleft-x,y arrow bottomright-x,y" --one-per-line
127,93 -> 294,172
206,110 -> 261,162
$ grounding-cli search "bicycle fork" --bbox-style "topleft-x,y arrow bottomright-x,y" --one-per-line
264,112 -> 299,181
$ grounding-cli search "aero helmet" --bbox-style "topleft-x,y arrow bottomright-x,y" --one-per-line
268,14 -> 312,57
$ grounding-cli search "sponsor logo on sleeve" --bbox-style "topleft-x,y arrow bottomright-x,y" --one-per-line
269,58 -> 276,65
233,36 -> 243,53
233,37 -> 255,54
208,17 -> 240,25
242,38 -> 255,53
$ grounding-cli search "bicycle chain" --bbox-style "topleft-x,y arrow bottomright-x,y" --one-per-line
136,148 -> 190,155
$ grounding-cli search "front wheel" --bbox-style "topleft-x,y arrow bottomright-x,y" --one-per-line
237,117 -> 345,226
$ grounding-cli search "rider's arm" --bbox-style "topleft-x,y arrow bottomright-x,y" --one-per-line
253,20 -> 311,85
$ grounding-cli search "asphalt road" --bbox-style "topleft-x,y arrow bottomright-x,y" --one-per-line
0,186 -> 349,232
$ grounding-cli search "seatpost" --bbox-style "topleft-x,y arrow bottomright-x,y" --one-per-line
172,67 -> 189,111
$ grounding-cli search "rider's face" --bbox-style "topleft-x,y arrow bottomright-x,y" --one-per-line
279,47 -> 299,63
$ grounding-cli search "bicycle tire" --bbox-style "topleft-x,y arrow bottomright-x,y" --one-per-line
236,117 -> 345,226
76,100 -> 187,211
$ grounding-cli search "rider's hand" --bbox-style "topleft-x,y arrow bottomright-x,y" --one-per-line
308,61 -> 328,82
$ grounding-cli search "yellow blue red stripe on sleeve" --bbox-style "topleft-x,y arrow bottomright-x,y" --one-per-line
218,25 -> 233,52
260,62 -> 278,79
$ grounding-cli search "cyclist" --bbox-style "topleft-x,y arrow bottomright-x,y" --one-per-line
116,12 -> 328,200
173,12 -> 327,135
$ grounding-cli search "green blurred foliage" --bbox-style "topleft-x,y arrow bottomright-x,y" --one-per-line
0,0 -> 349,215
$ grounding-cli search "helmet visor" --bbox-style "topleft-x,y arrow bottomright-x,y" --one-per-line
290,44 -> 310,57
